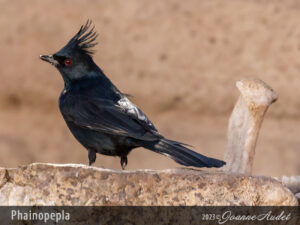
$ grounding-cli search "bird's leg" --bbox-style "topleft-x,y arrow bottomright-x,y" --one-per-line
120,156 -> 128,170
88,149 -> 96,166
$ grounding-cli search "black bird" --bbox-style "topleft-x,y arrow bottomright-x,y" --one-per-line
40,20 -> 225,169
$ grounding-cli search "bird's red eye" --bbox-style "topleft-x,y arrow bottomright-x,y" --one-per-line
64,58 -> 72,66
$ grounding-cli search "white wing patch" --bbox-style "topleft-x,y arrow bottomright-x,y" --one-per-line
117,96 -> 159,132
118,97 -> 146,120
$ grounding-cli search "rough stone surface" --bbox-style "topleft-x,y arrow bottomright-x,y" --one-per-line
0,163 -> 297,206
275,175 -> 300,204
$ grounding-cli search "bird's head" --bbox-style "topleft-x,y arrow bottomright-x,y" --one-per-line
40,20 -> 99,82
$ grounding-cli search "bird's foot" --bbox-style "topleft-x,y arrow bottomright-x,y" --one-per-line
120,156 -> 128,170
88,149 -> 96,166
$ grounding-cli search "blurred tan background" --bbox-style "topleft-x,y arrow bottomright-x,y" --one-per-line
0,0 -> 299,176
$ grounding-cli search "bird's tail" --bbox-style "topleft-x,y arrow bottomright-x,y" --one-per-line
141,138 -> 226,168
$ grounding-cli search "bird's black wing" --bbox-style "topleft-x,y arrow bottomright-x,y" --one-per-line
60,93 -> 226,168
60,94 -> 162,141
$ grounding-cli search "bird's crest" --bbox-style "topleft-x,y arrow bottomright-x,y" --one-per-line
64,20 -> 98,56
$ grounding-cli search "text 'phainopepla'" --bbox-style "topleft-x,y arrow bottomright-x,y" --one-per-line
40,20 -> 225,169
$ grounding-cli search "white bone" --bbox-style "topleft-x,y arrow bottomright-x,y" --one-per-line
223,78 -> 277,174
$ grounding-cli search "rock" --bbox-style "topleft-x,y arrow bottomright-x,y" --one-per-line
0,163 -> 297,206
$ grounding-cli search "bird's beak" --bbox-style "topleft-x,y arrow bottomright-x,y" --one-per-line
39,54 -> 58,66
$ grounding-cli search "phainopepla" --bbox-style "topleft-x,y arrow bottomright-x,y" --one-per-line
40,20 -> 225,169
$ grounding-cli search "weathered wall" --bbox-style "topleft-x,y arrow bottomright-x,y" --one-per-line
0,0 -> 299,176
1,0 -> 300,117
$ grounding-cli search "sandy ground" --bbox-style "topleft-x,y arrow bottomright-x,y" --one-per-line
0,0 -> 299,176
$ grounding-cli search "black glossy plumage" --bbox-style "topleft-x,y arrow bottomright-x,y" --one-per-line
40,20 -> 226,169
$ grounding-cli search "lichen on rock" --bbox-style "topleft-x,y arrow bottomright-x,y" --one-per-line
0,163 -> 297,206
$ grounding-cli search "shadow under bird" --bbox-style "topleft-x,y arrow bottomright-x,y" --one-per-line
40,20 -> 225,169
